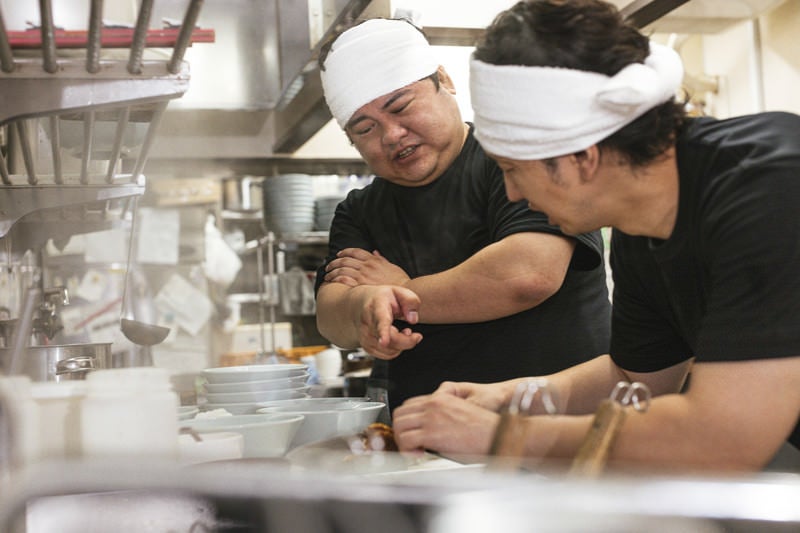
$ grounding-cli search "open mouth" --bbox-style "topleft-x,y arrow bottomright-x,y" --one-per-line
395,145 -> 416,161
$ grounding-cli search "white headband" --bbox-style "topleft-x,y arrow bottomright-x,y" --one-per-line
320,19 -> 440,128
469,42 -> 684,160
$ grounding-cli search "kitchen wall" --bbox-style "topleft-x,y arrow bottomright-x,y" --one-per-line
698,0 -> 800,116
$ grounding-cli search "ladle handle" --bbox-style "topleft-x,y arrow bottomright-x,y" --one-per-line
7,288 -> 40,375
120,197 -> 140,319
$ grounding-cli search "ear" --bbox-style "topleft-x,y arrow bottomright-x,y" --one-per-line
573,145 -> 601,183
437,65 -> 457,95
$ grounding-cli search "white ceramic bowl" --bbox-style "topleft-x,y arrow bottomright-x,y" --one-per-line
257,398 -> 385,448
202,364 -> 308,384
203,385 -> 310,405
202,373 -> 309,394
181,413 -> 304,458
178,431 -> 244,465
178,405 -> 200,421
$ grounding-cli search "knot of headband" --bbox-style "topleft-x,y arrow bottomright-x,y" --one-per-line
469,42 -> 684,159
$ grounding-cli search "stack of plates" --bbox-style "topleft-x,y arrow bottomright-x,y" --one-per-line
199,363 -> 310,414
262,174 -> 315,236
314,195 -> 344,231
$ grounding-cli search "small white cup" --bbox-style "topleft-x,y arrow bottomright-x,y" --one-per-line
314,348 -> 342,380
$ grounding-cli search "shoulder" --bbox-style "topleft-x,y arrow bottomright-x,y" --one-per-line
461,123 -> 500,174
680,112 -> 800,159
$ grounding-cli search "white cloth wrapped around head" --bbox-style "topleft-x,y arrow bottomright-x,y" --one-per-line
469,42 -> 684,160
320,18 -> 440,128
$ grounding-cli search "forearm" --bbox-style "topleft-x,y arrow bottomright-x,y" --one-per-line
480,355 -> 621,415
405,270 -> 552,323
526,358 -> 800,472
527,394 -> 758,472
408,233 -> 574,324
315,283 -> 363,349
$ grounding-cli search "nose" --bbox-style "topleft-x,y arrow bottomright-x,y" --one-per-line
381,119 -> 408,146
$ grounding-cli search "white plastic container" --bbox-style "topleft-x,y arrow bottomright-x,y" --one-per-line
0,376 -> 39,469
30,381 -> 87,459
80,367 -> 179,459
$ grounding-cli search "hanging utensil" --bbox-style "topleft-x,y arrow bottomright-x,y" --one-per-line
119,197 -> 169,348
5,287 -> 40,376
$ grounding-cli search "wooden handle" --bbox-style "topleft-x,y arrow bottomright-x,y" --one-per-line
570,399 -> 627,477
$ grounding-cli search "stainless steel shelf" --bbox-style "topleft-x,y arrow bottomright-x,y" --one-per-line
0,0 -> 207,240
0,177 -> 144,238
0,60 -> 189,126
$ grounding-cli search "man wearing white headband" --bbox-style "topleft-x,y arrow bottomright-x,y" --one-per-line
394,0 -> 800,472
314,18 -> 613,414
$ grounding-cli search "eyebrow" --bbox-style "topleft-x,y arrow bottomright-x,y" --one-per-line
345,89 -> 411,131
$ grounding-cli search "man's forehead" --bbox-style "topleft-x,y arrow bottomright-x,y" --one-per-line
345,82 -> 424,129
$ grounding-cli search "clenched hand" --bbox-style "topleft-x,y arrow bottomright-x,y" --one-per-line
325,248 -> 410,287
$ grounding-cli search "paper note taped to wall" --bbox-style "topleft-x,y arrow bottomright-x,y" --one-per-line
137,208 -> 180,265
154,273 -> 212,336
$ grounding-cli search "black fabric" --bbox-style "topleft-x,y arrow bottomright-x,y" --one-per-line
610,112 -> 800,449
316,125 -> 611,412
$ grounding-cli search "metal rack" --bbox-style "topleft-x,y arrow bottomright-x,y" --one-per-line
0,0 -> 207,238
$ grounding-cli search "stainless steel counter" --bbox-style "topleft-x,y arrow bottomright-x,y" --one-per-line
1,458 -> 799,532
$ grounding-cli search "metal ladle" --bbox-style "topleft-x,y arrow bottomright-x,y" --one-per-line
120,197 -> 169,347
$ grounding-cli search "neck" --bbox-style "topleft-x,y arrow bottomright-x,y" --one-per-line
611,149 -> 679,240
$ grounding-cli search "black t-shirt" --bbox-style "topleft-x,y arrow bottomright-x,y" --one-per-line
610,112 -> 800,449
316,125 -> 611,411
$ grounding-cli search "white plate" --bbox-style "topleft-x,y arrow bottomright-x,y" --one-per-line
202,364 -> 308,384
203,392 -> 310,415
202,373 -> 309,394
203,385 -> 310,404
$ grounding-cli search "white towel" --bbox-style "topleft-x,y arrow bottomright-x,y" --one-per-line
470,42 -> 684,160
320,18 -> 440,128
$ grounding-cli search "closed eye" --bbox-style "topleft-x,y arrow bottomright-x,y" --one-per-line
352,121 -> 376,136
389,100 -> 411,114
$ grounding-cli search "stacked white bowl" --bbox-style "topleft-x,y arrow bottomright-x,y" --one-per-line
257,397 -> 385,449
314,195 -> 344,231
199,363 -> 310,415
262,174 -> 315,236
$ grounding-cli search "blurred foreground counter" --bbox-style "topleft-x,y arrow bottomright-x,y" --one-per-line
1,457 -> 799,532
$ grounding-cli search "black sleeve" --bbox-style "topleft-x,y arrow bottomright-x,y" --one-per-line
313,189 -> 372,295
484,157 -> 604,271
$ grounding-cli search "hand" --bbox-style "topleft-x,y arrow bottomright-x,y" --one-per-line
325,249 -> 410,287
353,285 -> 422,359
435,380 -> 515,412
392,392 -> 500,456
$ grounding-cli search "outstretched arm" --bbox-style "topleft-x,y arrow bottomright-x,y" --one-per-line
394,355 -> 800,472
324,232 -> 577,324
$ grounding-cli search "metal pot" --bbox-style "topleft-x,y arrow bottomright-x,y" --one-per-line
0,343 -> 112,382
222,176 -> 263,212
